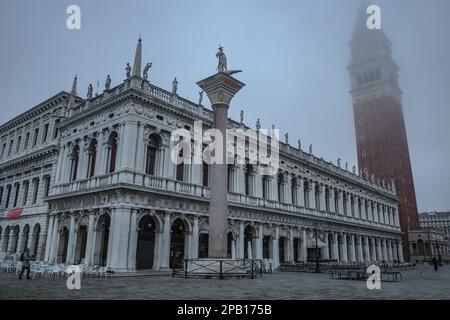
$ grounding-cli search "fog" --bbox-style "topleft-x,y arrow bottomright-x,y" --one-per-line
0,0 -> 449,211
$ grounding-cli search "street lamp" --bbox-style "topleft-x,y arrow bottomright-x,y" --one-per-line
313,223 -> 321,273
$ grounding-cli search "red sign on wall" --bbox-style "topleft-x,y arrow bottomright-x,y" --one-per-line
7,208 -> 22,220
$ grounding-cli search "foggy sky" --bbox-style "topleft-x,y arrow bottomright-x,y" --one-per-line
0,0 -> 449,212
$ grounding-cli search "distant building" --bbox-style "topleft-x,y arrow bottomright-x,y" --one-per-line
408,228 -> 450,263
420,211 -> 450,244
348,5 -> 420,260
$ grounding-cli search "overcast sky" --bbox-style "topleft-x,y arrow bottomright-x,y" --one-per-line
0,0 -> 449,212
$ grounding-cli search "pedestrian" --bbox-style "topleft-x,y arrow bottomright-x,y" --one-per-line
18,247 -> 32,280
431,256 -> 438,272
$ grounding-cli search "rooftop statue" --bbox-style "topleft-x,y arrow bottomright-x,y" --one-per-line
216,45 -> 242,76
143,62 -> 152,81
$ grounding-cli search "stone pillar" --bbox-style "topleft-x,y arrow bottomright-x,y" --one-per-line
323,233 -> 330,260
357,235 -> 364,263
272,226 -> 279,267
350,235 -> 357,262
109,207 -> 132,271
364,236 -> 370,262
256,224 -> 263,260
198,71 -> 244,259
332,232 -> 339,261
319,184 -> 326,211
297,178 -> 305,207
382,239 -> 388,262
84,213 -> 96,265
191,216 -> 199,259
44,215 -> 55,262
238,221 -> 245,259
329,187 -> 336,213
301,229 -> 308,262
341,234 -> 348,262
66,214 -> 77,263
126,209 -> 138,270
338,191 -> 344,215
308,181 -> 315,209
375,238 -> 382,262
49,216 -> 60,263
288,229 -> 294,263
160,212 -> 171,269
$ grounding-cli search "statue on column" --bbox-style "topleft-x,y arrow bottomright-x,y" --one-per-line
298,139 -> 301,150
309,144 -> 313,154
240,110 -> 244,124
256,118 -> 261,131
285,132 -> 289,145
198,91 -> 204,105
87,84 -> 93,99
216,45 -> 227,72
143,62 -> 152,81
125,63 -> 131,79
172,77 -> 178,94
105,75 -> 111,90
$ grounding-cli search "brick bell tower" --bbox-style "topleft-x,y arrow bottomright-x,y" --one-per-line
348,6 -> 420,260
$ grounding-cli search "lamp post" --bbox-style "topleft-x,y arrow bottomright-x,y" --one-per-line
313,223 -> 321,273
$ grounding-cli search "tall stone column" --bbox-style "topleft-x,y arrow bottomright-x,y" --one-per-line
238,221 -> 245,259
272,226 -> 279,267
329,187 -> 336,213
66,214 -> 77,263
49,215 -> 60,263
319,185 -> 326,211
288,229 -> 294,263
109,207 -> 132,271
191,216 -> 199,259
197,70 -> 244,258
322,233 -> 330,260
301,229 -> 307,262
297,178 -> 305,207
256,224 -> 263,260
350,235 -> 357,262
84,213 -> 96,265
341,234 -> 348,262
364,236 -> 370,262
333,232 -> 339,261
160,212 -> 171,269
44,215 -> 55,262
357,235 -> 364,262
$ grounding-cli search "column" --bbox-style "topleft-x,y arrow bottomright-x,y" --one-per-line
332,232 -> 339,261
388,240 -> 394,262
160,212 -> 171,269
319,184 -> 326,211
272,226 -> 280,267
364,236 -> 370,262
238,221 -> 244,259
109,207 -> 132,271
135,123 -> 145,173
341,234 -> 348,262
124,209 -> 138,269
376,238 -> 382,262
308,181 -> 315,209
382,239 -> 388,262
256,224 -> 263,260
288,229 -> 294,263
338,191 -> 344,215
301,229 -> 307,262
49,215 -> 60,262
329,187 -> 336,213
189,216 -> 199,259
44,215 -> 55,262
65,214 -> 77,263
350,235 -> 357,262
84,213 -> 96,265
323,233 -> 330,260
357,235 -> 364,263
297,178 -> 305,207
397,240 -> 405,263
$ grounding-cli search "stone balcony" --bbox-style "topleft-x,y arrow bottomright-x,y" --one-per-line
49,170 -> 401,233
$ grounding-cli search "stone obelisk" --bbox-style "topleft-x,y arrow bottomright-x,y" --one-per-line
197,47 -> 244,258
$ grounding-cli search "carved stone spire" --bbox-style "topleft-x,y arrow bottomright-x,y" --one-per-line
71,75 -> 77,96
132,37 -> 142,78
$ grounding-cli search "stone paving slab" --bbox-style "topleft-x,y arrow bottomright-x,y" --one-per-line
0,265 -> 449,300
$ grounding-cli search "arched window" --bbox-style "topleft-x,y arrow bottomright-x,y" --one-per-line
87,139 -> 97,178
245,163 -> 254,196
69,145 -> 80,181
146,134 -> 161,175
106,132 -> 118,173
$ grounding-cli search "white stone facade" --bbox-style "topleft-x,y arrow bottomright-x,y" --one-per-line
0,43 -> 404,271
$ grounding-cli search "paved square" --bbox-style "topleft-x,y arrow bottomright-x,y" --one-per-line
1,265 -> 449,300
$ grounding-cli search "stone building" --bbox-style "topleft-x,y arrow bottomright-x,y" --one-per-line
408,228 -> 450,263
420,211 -> 450,247
0,39 -> 404,271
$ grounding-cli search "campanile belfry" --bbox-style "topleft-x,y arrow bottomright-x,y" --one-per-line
348,5 -> 419,260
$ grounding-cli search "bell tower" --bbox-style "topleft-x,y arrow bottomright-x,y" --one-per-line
348,4 -> 420,260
